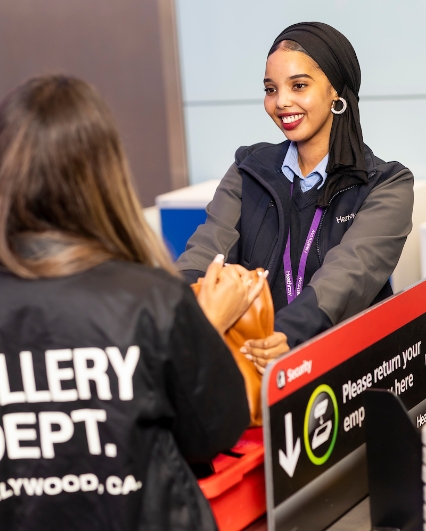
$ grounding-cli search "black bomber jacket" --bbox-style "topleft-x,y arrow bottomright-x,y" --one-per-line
0,260 -> 249,531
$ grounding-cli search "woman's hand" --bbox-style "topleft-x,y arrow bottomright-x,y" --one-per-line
241,332 -> 290,374
197,255 -> 268,336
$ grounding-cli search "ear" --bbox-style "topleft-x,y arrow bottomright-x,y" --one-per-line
331,86 -> 339,102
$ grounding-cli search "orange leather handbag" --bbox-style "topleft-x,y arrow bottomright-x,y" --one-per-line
191,268 -> 274,427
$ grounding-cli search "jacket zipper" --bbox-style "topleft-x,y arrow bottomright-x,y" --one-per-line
315,173 -> 376,262
265,169 -> 292,277
316,185 -> 357,263
265,201 -> 277,271
244,198 -> 276,264
239,163 -> 285,285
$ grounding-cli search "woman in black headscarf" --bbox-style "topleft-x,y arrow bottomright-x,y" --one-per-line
176,22 -> 414,369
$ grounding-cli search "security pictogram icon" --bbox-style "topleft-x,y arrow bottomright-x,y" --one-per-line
311,398 -> 332,449
304,385 -> 338,465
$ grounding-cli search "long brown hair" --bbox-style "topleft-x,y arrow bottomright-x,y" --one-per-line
0,75 -> 177,278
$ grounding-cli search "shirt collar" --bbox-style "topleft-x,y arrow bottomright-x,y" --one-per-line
281,142 -> 329,189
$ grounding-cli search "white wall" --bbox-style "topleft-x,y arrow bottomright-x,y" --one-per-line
175,0 -> 426,184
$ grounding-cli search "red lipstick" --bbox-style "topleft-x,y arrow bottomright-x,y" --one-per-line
279,113 -> 304,131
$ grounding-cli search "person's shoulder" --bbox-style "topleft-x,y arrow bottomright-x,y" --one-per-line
0,260 -> 186,299
375,160 -> 414,189
365,144 -> 412,179
235,140 -> 289,165
375,158 -> 411,176
98,261 -> 185,293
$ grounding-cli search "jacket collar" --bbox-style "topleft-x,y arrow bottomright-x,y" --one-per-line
237,141 -> 378,206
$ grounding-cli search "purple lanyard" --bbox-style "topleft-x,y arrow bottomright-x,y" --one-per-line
283,184 -> 323,304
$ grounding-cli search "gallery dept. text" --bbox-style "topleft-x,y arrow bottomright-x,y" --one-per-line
0,346 -> 139,461
0,346 -> 139,405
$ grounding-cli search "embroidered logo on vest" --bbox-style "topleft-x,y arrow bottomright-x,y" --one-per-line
336,213 -> 355,223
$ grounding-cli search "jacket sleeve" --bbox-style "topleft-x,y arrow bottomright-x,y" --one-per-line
275,168 -> 414,347
175,163 -> 242,282
274,287 -> 333,348
163,284 -> 250,461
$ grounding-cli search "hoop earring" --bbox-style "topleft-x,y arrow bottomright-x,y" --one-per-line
331,97 -> 347,115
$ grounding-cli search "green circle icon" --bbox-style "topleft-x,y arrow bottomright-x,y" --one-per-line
304,384 -> 338,465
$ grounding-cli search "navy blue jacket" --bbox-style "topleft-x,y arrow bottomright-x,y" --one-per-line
177,141 -> 414,347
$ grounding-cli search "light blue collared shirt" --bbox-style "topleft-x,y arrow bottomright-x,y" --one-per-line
281,142 -> 329,193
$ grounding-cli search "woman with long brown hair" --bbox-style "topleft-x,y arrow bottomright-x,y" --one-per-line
0,75 -> 264,531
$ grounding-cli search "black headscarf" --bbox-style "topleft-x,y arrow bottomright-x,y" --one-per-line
269,22 -> 368,206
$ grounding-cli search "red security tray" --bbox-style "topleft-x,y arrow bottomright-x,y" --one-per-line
198,428 -> 266,531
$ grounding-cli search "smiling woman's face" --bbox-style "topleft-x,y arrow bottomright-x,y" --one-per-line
264,49 -> 337,149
